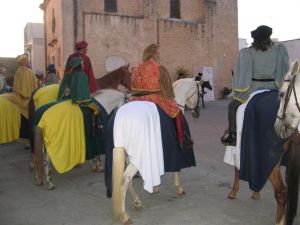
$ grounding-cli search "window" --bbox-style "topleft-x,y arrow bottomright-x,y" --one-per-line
105,0 -> 117,12
170,0 -> 180,19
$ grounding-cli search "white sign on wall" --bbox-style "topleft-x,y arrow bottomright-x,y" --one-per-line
106,56 -> 126,72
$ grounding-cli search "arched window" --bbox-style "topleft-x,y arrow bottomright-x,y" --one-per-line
105,0 -> 117,12
170,0 -> 180,19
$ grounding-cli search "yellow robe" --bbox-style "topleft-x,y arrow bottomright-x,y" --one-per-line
33,84 -> 59,109
3,66 -> 37,118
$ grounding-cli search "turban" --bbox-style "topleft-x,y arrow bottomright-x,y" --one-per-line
16,55 -> 28,66
35,69 -> 44,77
75,41 -> 88,50
251,25 -> 272,41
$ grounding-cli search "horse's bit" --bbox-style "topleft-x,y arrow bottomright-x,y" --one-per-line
276,75 -> 300,130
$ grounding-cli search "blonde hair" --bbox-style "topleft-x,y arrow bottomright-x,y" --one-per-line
160,65 -> 175,99
143,44 -> 158,62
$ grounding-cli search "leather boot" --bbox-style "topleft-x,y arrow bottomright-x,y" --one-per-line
175,111 -> 194,151
221,131 -> 236,146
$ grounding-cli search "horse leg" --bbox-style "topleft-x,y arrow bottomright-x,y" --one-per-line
128,171 -> 142,211
175,171 -> 186,196
34,127 -> 44,186
44,151 -> 55,190
269,161 -> 286,225
95,155 -> 104,173
201,94 -> 205,109
88,159 -> 97,172
112,147 -> 133,225
227,167 -> 240,199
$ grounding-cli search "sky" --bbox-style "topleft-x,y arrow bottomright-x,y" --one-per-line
0,0 -> 300,57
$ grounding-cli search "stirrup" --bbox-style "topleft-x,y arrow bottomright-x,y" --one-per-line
220,129 -> 230,142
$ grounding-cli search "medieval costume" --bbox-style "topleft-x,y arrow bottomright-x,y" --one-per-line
65,41 -> 99,94
221,25 -> 289,146
36,57 -> 102,173
2,55 -> 38,119
130,44 -> 193,150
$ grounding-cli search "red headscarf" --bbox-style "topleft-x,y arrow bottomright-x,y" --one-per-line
75,41 -> 88,50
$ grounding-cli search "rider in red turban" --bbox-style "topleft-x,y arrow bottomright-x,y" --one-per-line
65,41 -> 99,94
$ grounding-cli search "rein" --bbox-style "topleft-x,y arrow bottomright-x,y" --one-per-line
277,76 -> 300,130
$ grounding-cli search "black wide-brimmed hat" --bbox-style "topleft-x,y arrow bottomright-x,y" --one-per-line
251,25 -> 272,41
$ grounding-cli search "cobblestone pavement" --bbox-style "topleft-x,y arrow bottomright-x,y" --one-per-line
0,100 -> 299,225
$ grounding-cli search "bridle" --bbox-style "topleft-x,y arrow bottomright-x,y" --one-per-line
177,82 -> 201,113
276,75 -> 300,130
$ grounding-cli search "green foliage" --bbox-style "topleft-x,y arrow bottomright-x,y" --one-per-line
175,66 -> 191,78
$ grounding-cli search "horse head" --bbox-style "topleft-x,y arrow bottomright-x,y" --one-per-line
173,78 -> 201,118
275,60 -> 300,138
202,81 -> 213,91
96,64 -> 131,90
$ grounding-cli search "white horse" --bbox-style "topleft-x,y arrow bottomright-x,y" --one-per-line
34,89 -> 127,190
111,78 -> 201,224
274,60 -> 300,225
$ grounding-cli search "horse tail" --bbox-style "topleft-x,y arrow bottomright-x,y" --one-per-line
112,147 -> 125,219
286,135 -> 300,225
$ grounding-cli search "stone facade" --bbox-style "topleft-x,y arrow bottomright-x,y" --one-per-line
41,0 -> 238,99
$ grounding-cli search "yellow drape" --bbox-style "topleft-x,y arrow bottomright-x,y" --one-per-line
37,100 -> 85,173
0,95 -> 21,144
33,84 -> 59,109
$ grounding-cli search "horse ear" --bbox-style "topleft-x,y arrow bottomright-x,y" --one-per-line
126,63 -> 129,69
291,60 -> 299,76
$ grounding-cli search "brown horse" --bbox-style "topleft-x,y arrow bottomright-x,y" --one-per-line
96,64 -> 131,90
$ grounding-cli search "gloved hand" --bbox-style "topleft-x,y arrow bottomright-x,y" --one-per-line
87,103 -> 100,115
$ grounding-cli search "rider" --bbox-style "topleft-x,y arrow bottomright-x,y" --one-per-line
221,25 -> 289,146
2,54 -> 38,119
58,57 -> 99,114
130,43 -> 193,151
65,40 -> 99,95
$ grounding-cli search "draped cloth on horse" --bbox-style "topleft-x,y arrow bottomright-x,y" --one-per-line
105,102 -> 196,197
0,95 -> 21,143
32,84 -> 59,109
37,100 -> 86,173
35,98 -> 107,173
239,90 -> 285,192
114,101 -> 165,193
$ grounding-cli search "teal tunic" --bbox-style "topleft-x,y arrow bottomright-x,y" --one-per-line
233,42 -> 289,103
57,70 -> 92,104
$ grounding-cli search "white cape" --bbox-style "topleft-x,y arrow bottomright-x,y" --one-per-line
113,101 -> 164,193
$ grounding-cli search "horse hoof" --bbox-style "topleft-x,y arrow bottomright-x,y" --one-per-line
96,166 -> 104,173
35,180 -> 44,186
227,191 -> 237,199
122,218 -> 133,225
251,192 -> 261,200
47,183 -> 56,190
133,201 -> 143,211
176,186 -> 186,196
153,187 -> 160,194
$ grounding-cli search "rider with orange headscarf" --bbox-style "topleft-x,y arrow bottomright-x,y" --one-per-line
130,44 -> 193,150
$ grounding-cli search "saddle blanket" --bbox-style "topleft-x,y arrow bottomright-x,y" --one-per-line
105,102 -> 196,197
224,90 -> 285,192
113,101 -> 164,193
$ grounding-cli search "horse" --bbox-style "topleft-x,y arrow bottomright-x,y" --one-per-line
108,78 -> 201,224
33,65 -> 131,189
224,61 -> 300,225
274,60 -> 300,225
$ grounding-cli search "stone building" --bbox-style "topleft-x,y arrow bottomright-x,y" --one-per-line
24,23 -> 45,73
40,0 -> 238,99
